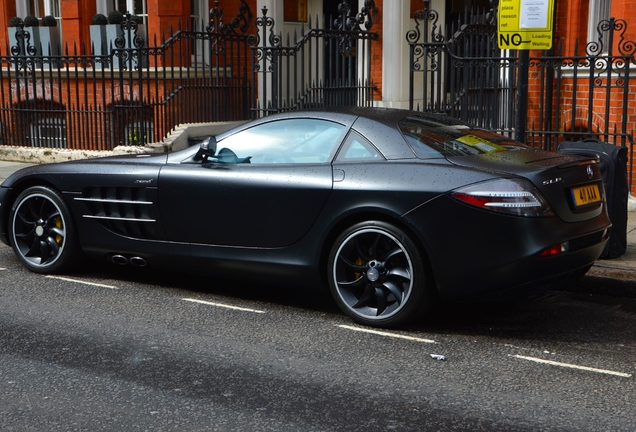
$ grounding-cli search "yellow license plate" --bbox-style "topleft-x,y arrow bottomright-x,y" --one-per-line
571,183 -> 601,207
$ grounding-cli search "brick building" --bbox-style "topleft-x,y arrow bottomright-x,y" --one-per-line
1,1 -> 630,105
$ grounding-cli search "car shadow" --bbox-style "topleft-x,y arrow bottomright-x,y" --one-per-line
72,259 -> 341,314
72,260 -> 636,344
410,289 -> 636,344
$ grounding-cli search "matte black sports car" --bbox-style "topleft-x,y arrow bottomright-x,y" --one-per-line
0,108 -> 611,327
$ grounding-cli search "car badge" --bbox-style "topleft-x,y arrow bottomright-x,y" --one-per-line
587,165 -> 593,179
543,177 -> 562,185
367,267 -> 380,282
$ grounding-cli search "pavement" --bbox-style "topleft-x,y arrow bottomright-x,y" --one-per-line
1,160 -> 636,296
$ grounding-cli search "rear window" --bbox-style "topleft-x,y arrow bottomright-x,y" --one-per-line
398,116 -> 526,159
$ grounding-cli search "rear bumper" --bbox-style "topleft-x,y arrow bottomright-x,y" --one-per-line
447,229 -> 608,301
403,195 -> 612,301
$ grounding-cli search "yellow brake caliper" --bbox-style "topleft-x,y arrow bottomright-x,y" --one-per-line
54,216 -> 64,246
355,256 -> 365,280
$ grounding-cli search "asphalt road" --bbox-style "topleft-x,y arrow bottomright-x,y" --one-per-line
1,245 -> 635,431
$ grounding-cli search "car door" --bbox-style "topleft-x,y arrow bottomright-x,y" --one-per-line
158,118 -> 347,248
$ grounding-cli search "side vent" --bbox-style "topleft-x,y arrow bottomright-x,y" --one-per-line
75,187 -> 160,239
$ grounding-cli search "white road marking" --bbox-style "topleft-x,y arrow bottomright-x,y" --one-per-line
45,275 -> 118,290
337,324 -> 436,343
511,355 -> 632,378
182,298 -> 266,314
0,267 -> 6,271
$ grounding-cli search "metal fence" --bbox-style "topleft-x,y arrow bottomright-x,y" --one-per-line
250,2 -> 378,117
407,5 -> 636,183
407,6 -> 517,134
0,16 -> 252,150
0,0 -> 378,150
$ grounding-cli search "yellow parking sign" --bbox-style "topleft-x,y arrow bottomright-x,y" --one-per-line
498,0 -> 554,50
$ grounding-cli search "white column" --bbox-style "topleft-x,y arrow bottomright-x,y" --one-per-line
380,0 -> 410,108
259,0 -> 284,33
255,1 -> 284,115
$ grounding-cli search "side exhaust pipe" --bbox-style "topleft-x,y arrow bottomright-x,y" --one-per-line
129,257 -> 148,267
111,255 -> 128,265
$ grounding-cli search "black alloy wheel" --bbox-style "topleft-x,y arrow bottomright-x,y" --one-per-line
9,186 -> 79,273
328,221 -> 433,327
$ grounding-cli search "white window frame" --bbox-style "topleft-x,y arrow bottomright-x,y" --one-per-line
16,0 -> 62,38
587,0 -> 611,45
190,0 -> 209,64
96,0 -> 148,27
17,0 -> 60,18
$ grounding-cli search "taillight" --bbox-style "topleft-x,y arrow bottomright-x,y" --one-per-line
539,242 -> 569,257
452,178 -> 554,217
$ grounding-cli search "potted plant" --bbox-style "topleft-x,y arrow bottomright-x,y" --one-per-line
23,15 -> 39,27
126,15 -> 148,67
38,15 -> 61,62
90,11 -> 123,68
114,12 -> 147,68
90,11 -> 147,69
23,15 -> 43,66
8,17 -> 25,55
18,15 -> 60,67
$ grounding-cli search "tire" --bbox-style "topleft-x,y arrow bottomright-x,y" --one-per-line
327,221 -> 434,327
8,186 -> 80,274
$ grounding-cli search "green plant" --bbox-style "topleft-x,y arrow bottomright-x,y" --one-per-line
41,15 -> 58,27
91,13 -> 108,25
130,15 -> 143,24
24,15 -> 39,27
127,127 -> 147,144
108,10 -> 124,25
8,17 -> 23,27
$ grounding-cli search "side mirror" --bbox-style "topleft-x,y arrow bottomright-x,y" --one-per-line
193,136 -> 217,162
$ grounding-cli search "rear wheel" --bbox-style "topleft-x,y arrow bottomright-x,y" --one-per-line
9,186 -> 79,274
327,221 -> 433,327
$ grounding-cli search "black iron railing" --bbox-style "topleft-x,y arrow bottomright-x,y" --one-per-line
0,0 -> 378,150
407,4 -> 636,185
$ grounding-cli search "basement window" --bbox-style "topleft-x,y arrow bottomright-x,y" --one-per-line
29,117 -> 67,148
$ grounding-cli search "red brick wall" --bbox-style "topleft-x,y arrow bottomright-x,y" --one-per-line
146,0 -> 189,42
0,73 -> 243,150
60,0 -> 96,50
611,1 -> 636,42
371,0 -> 383,101
1,76 -> 166,150
554,0 -> 589,56
526,0 -> 636,193
0,2 -> 17,49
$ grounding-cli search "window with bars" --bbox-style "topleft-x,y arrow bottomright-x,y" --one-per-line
29,117 -> 67,149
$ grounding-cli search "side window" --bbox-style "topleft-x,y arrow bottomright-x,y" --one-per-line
335,131 -> 385,163
215,119 -> 345,164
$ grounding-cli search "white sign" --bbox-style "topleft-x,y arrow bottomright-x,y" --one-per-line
520,0 -> 550,29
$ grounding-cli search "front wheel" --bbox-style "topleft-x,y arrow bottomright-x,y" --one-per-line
8,186 -> 79,274
327,221 -> 434,327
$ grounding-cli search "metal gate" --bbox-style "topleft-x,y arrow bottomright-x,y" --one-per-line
251,1 -> 378,117
407,4 -> 636,163
407,6 -> 517,135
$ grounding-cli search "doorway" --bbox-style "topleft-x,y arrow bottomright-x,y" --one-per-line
322,0 -> 360,105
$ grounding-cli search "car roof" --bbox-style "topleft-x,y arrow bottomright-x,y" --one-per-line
209,107 -> 473,162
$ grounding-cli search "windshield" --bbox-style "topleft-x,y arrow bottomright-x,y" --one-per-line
398,116 -> 526,159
